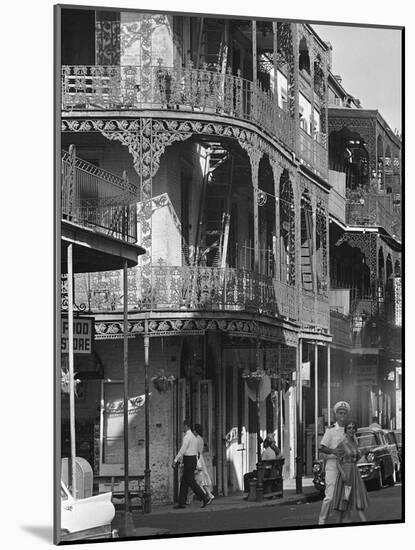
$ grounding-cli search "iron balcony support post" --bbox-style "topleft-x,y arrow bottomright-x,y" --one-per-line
143,331 -> 152,513
295,337 -> 303,494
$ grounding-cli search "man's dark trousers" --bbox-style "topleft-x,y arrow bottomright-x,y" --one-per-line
178,455 -> 207,505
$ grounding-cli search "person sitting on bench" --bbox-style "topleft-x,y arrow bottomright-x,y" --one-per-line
243,438 -> 279,493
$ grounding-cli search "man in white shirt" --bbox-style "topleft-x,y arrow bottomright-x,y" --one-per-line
318,401 -> 350,525
172,420 -> 212,509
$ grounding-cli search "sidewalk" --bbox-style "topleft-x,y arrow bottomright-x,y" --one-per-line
114,477 -> 321,537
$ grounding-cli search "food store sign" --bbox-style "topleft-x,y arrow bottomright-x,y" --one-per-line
61,317 -> 93,354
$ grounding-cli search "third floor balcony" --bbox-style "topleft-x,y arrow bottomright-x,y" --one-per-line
61,63 -> 297,154
346,191 -> 400,240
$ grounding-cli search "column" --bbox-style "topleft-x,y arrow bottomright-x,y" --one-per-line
314,342 -> 319,460
272,21 -> 279,108
327,344 -> 331,426
123,261 -> 131,515
295,338 -> 303,493
252,20 -> 257,119
67,244 -> 76,498
143,325 -> 151,512
292,23 -> 300,155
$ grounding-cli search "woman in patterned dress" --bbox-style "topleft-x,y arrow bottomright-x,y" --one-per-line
332,421 -> 369,523
194,424 -> 215,503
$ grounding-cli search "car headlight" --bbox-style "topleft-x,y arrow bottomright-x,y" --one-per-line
366,452 -> 375,462
312,462 -> 322,473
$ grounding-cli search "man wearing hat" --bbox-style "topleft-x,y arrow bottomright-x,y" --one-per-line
318,401 -> 351,525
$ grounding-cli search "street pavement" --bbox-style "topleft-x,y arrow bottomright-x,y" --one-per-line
112,482 -> 403,539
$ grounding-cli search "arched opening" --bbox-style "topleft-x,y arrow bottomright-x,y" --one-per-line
378,247 -> 385,297
299,37 -> 310,74
301,190 -> 314,292
394,260 -> 401,277
328,128 -> 369,191
377,134 -> 385,191
313,54 -> 325,98
279,170 -> 295,286
258,156 -> 276,277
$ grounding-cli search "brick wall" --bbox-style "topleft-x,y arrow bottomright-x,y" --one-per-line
62,335 -> 183,504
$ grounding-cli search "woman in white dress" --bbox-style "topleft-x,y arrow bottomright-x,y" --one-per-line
194,424 -> 215,502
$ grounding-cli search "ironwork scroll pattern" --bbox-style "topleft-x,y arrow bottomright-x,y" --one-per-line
279,169 -> 296,287
61,62 -> 295,151
93,316 -> 298,346
76,264 -> 304,326
95,20 -> 121,65
316,201 -> 328,296
336,232 -> 378,289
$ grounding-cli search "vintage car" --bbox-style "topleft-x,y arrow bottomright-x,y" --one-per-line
356,427 -> 400,488
312,459 -> 326,493
60,480 -> 117,542
383,429 -> 403,480
384,429 -> 402,462
312,426 -> 400,493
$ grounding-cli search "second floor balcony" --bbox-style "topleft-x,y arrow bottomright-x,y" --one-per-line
75,265 -> 330,331
61,147 -> 138,245
61,63 -> 296,152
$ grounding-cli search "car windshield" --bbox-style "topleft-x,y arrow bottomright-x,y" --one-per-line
356,432 -> 377,448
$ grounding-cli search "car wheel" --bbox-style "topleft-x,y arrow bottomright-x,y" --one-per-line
374,468 -> 383,490
387,466 -> 396,486
396,465 -> 402,483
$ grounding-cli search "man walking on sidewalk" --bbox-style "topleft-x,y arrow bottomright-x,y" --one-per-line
172,419 -> 212,509
318,401 -> 350,525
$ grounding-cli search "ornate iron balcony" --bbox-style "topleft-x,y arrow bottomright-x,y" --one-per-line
62,148 -> 137,244
75,265 -> 300,322
61,64 -> 295,150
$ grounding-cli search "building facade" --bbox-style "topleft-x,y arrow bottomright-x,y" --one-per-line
59,8 -> 401,507
327,72 -> 402,431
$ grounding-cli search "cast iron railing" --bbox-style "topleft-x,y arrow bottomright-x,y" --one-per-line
346,192 -> 399,239
76,265 -> 301,321
61,64 -> 296,150
298,128 -> 328,178
62,147 -> 137,244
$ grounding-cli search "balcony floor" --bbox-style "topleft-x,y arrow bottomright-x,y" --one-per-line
61,219 -> 145,273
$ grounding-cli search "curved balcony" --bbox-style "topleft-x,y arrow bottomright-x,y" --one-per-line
76,266 -> 300,322
61,64 -> 295,151
61,147 -> 142,274
61,149 -> 137,244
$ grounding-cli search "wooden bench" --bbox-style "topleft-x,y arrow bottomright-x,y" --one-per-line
246,459 -> 284,501
93,475 -> 145,512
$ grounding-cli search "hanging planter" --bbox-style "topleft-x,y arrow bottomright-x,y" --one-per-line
241,368 -> 266,391
151,370 -> 176,393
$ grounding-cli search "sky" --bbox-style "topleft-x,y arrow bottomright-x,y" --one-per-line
312,24 -> 402,134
